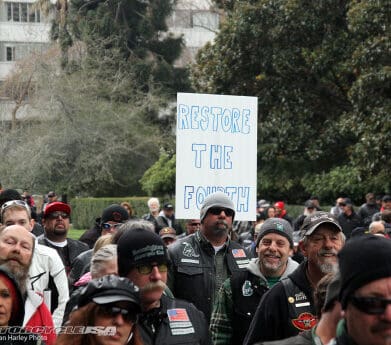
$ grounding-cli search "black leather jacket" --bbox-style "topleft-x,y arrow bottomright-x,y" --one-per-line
244,261 -> 317,344
138,294 -> 212,345
168,230 -> 249,322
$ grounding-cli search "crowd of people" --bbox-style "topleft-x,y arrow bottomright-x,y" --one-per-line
0,186 -> 390,345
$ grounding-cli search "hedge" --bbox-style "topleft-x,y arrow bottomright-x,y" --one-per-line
69,197 -> 317,230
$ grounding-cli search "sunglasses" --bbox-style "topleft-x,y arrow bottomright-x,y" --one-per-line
190,222 -> 201,226
136,263 -> 168,275
208,207 -> 234,217
101,223 -> 122,230
99,304 -> 138,323
1,200 -> 30,217
349,296 -> 391,315
48,211 -> 69,220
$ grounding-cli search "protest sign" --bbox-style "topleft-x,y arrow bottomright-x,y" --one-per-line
176,92 -> 257,221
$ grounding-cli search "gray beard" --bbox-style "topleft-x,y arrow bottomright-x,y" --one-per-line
0,260 -> 29,295
318,262 -> 338,275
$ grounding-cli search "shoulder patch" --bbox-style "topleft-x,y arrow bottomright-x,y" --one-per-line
291,312 -> 317,331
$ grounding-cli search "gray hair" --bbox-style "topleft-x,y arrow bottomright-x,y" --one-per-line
120,219 -> 155,233
90,244 -> 117,278
147,197 -> 160,208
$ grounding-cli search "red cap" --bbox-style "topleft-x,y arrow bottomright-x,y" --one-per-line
44,201 -> 71,217
274,201 -> 285,210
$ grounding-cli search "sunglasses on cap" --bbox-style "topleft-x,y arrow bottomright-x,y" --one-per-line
47,211 -> 69,220
208,207 -> 234,217
98,304 -> 138,323
1,200 -> 30,217
135,263 -> 168,275
349,296 -> 391,315
101,223 -> 122,231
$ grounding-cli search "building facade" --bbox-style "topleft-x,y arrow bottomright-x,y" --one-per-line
0,0 -> 220,121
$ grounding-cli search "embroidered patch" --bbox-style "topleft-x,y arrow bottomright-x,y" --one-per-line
180,258 -> 200,264
295,302 -> 311,307
232,249 -> 246,258
288,296 -> 295,303
294,292 -> 307,301
182,242 -> 200,258
168,308 -> 190,322
242,280 -> 254,296
167,308 -> 195,335
291,312 -> 317,331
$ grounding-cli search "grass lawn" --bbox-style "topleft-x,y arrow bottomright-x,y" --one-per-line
68,228 -> 86,241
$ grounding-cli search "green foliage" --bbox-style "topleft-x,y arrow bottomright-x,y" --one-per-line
191,0 -> 390,203
70,196 -> 150,229
140,151 -> 176,196
0,54 -> 166,197
65,0 -> 189,99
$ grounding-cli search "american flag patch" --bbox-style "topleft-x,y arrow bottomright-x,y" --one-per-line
232,249 -> 246,258
167,309 -> 190,322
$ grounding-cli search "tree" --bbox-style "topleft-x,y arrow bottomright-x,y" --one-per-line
139,150 -> 176,196
0,45 -> 169,196
191,0 -> 389,202
63,0 -> 189,100
0,56 -> 38,130
0,0 -> 191,197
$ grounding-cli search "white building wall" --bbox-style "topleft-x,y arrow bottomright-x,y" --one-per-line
0,0 -> 220,120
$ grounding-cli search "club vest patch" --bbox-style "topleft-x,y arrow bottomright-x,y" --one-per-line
291,312 -> 317,331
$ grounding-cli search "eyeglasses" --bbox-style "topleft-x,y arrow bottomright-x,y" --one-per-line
190,222 -> 201,226
98,304 -> 138,323
101,223 -> 122,231
136,263 -> 168,275
48,211 -> 69,220
349,296 -> 391,315
1,200 -> 30,217
208,207 -> 234,217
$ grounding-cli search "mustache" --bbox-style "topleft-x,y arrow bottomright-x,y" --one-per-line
371,321 -> 391,333
318,249 -> 338,256
6,254 -> 24,265
141,280 -> 167,293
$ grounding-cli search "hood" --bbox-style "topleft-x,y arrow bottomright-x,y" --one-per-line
247,257 -> 299,282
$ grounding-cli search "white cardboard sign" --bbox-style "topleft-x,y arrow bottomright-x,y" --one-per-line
175,92 -> 258,221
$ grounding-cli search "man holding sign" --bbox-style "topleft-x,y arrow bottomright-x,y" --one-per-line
168,192 -> 250,322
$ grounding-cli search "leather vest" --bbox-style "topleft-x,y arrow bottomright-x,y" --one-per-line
281,278 -> 317,333
231,271 -> 268,345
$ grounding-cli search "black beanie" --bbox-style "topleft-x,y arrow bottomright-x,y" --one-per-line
117,228 -> 168,277
101,204 -> 129,224
0,189 -> 22,206
338,235 -> 391,309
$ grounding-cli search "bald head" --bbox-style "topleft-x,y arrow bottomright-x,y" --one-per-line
0,225 -> 34,294
369,221 -> 386,236
0,224 -> 35,267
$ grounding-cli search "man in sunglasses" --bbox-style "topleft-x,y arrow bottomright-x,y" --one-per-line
168,191 -> 249,323
333,235 -> 391,345
69,204 -> 129,287
116,220 -> 211,345
39,201 -> 88,276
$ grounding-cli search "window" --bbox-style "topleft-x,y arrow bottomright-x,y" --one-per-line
13,3 -> 20,22
5,2 -> 41,22
7,2 -> 12,21
192,11 -> 219,31
6,46 -> 16,61
21,3 -> 28,22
